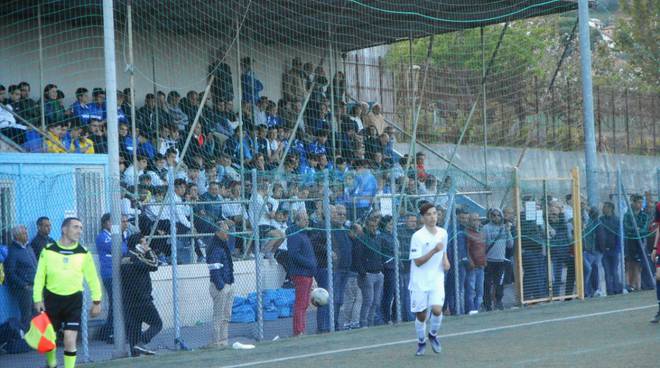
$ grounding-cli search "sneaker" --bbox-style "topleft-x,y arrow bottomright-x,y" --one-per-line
415,341 -> 427,356
468,310 -> 479,315
651,312 -> 660,324
428,333 -> 441,354
133,344 -> 156,355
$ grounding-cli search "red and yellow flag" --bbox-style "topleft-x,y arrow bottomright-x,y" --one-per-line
24,312 -> 57,353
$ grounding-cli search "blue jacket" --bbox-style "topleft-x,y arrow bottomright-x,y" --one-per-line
89,102 -> 106,122
331,227 -> 353,271
4,241 -> 38,289
354,170 -> 377,208
137,140 -> 156,160
96,229 -> 128,280
241,71 -> 263,104
71,101 -> 93,124
286,225 -> 317,277
206,235 -> 235,290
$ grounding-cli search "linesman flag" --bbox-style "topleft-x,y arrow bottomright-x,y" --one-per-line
24,312 -> 56,353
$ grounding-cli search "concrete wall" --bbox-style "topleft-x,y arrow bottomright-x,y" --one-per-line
0,19 -> 338,109
396,143 -> 660,203
149,259 -> 286,330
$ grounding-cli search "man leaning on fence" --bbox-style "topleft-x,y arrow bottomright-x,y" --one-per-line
4,224 -> 37,330
206,220 -> 236,348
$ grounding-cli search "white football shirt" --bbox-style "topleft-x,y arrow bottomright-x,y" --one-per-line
408,225 -> 448,292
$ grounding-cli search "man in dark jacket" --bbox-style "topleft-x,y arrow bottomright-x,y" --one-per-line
206,221 -> 235,348
330,205 -> 353,330
307,207 -> 332,333
598,202 -> 622,294
287,211 -> 317,336
354,212 -> 384,327
29,216 -> 54,258
5,225 -> 37,329
121,234 -> 162,356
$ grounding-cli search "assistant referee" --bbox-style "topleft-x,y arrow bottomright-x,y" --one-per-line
33,217 -> 102,368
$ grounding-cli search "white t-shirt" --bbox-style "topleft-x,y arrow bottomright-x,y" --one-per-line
408,226 -> 447,292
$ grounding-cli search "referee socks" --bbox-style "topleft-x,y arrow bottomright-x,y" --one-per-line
64,350 -> 77,368
46,348 -> 57,368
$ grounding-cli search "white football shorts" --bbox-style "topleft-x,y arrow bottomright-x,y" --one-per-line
410,288 -> 445,313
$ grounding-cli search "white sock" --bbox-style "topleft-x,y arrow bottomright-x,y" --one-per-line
415,318 -> 426,342
430,313 -> 443,336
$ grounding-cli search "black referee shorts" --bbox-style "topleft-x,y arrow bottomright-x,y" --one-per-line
44,290 -> 83,332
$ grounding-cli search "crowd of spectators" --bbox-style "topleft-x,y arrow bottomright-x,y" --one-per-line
1,56 -> 659,352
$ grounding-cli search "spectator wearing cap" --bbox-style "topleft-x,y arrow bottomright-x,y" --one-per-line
121,233 -> 162,356
96,213 -> 129,342
287,211 -> 317,336
4,224 -> 37,329
482,208 -> 513,310
354,212 -> 385,327
206,221 -> 235,348
378,215 -> 398,324
89,87 -> 107,122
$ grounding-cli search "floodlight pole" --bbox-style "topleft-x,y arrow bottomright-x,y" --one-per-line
102,0 -> 128,358
578,0 -> 599,206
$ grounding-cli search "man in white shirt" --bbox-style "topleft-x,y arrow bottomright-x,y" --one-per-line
409,203 -> 450,356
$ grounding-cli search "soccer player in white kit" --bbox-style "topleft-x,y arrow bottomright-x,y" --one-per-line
409,203 -> 450,356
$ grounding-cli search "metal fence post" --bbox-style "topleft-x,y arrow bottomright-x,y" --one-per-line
167,168 -> 183,348
323,170 -> 335,332
391,172 -> 402,323
616,166 -> 626,294
451,199 -> 461,315
656,168 -> 660,201
251,169 -> 264,341
81,287 -> 89,362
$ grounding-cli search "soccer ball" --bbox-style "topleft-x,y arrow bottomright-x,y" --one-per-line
310,287 -> 329,307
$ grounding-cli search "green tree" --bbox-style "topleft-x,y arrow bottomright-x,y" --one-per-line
615,0 -> 659,91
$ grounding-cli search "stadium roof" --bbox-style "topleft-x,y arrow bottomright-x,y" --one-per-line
3,1 -> 580,52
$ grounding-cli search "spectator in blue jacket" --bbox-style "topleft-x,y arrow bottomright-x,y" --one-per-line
89,88 -> 107,122
598,202 -> 622,294
354,160 -> 378,221
241,57 -> 263,104
4,224 -> 37,329
70,87 -> 92,124
287,211 -> 317,336
206,220 -> 235,348
96,213 -> 129,342
136,130 -> 156,160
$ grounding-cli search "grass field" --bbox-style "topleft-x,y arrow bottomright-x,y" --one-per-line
84,291 -> 660,368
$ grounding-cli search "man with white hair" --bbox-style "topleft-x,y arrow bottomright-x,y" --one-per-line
4,224 -> 37,329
